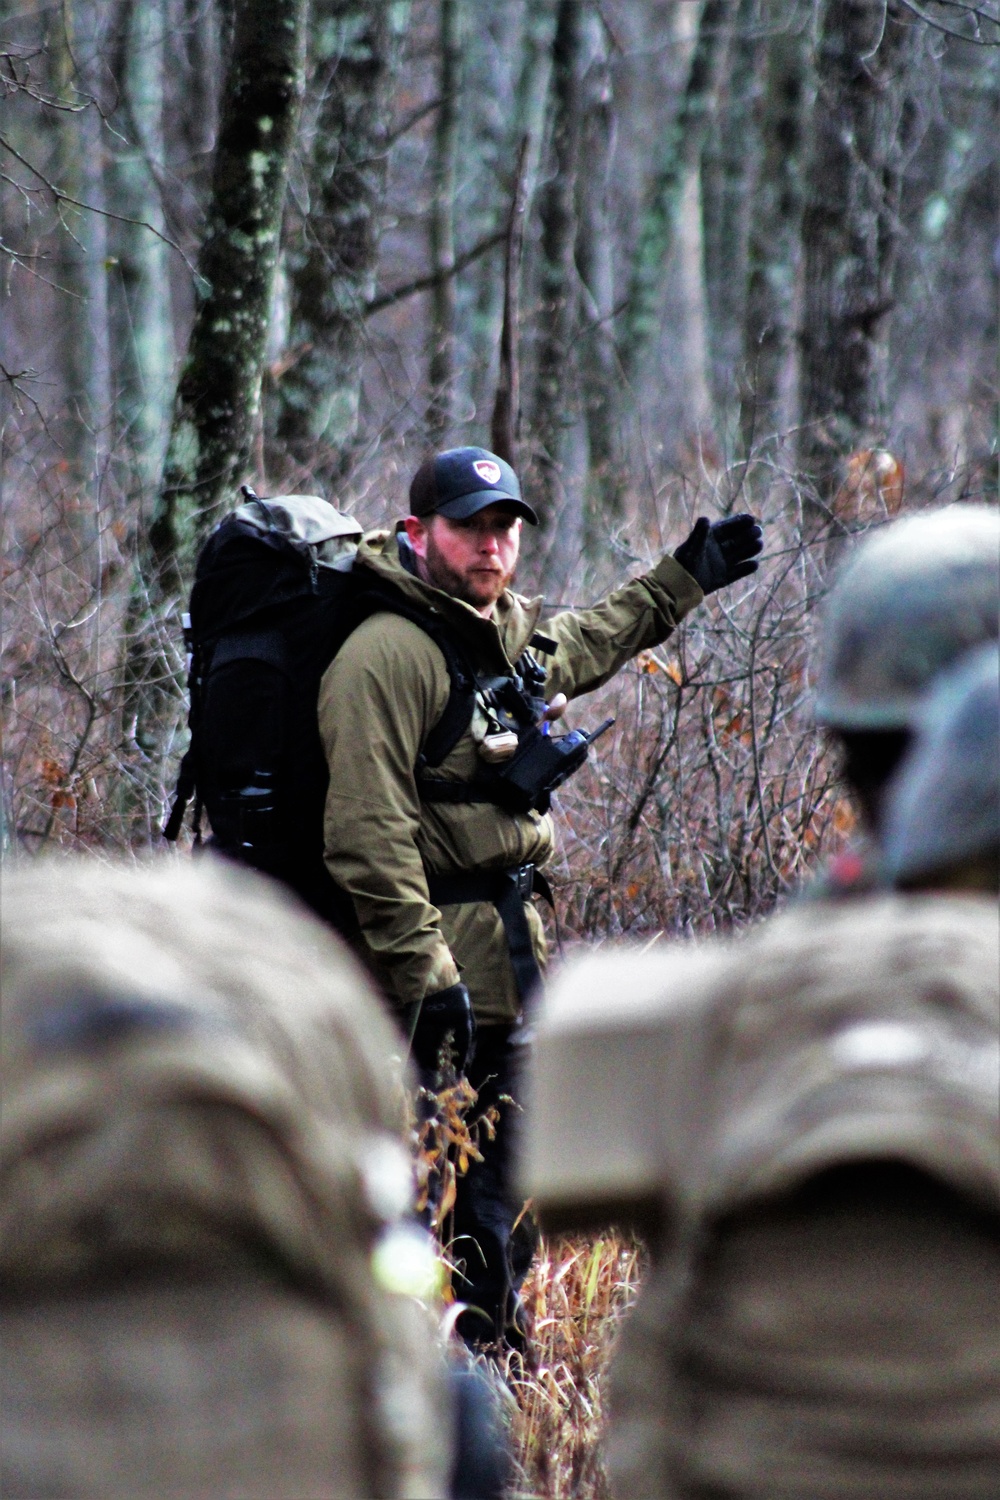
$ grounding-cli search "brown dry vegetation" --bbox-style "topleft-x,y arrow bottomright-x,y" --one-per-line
502,1232 -> 646,1499
2,437 -> 994,1500
413,1072 -> 643,1494
1,431 -> 916,869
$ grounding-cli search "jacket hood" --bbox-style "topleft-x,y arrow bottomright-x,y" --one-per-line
357,524 -> 544,670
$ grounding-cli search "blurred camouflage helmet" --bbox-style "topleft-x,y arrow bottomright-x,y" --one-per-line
884,643 -> 1000,888
815,504 -> 1000,730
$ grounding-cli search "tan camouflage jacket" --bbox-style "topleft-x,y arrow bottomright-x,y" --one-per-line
318,526 -> 703,1023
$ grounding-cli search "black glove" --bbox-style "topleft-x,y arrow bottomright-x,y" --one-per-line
407,982 -> 476,1078
673,513 -> 763,595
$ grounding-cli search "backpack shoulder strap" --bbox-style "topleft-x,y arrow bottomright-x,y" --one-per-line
416,617 -> 478,767
345,580 -> 478,770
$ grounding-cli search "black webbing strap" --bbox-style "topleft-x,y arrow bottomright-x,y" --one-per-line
163,746 -> 196,842
344,582 -> 478,769
425,863 -> 553,1004
163,628 -> 287,845
416,775 -> 502,805
210,628 -> 287,672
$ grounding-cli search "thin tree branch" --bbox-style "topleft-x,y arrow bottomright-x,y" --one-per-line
363,226 -> 505,316
897,0 -> 1000,42
0,50 -> 90,110
384,95 -> 443,147
0,134 -> 198,274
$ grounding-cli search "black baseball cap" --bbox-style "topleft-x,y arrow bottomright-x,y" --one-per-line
409,446 -> 538,525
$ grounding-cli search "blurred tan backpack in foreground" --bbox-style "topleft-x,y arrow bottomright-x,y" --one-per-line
523,894 -> 1000,1499
0,856 -> 452,1499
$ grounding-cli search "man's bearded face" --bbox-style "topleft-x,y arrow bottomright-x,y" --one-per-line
413,506 -> 522,614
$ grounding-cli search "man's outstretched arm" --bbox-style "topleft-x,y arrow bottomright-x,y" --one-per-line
543,553 -> 701,701
542,516 -> 762,702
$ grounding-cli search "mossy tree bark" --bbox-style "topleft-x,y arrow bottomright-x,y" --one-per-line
271,0 -> 402,485
125,0 -> 307,778
620,0 -> 732,386
797,0 -> 916,506
150,0 -> 308,590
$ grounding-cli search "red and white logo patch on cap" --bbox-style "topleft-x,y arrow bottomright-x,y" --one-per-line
472,459 -> 502,486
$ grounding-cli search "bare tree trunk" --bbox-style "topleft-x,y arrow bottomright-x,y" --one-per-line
576,5 -> 626,542
151,0 -> 308,588
530,0 -> 584,564
176,0 -> 228,161
466,0 -> 554,434
510,0 -> 558,215
739,14 -> 809,457
52,1 -> 113,493
271,0 -> 401,484
701,0 -> 765,431
110,0 -> 173,497
797,0 -> 916,504
678,160 -> 714,443
491,137 -> 530,468
125,0 -> 307,778
621,0 -> 732,384
426,0 -> 463,447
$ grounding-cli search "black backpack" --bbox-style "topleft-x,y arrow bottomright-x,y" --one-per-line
164,490 -> 478,930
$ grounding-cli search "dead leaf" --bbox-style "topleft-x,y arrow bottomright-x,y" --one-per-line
834,449 -> 905,525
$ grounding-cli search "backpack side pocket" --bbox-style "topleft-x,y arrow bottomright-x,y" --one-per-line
200,631 -> 289,864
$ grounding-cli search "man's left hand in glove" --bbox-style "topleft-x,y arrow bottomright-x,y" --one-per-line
673,513 -> 763,596
406,981 -> 476,1081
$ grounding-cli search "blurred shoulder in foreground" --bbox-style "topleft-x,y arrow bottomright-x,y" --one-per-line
523,895 -> 999,1498
0,854 -> 453,1499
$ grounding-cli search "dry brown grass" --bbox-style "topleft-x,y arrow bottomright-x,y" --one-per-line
499,1231 -> 646,1499
413,1069 -> 644,1498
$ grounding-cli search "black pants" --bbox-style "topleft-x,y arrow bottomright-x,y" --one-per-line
450,1023 -> 538,1349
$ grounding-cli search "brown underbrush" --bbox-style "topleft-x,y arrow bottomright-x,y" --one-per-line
501,1232 -> 646,1499
414,1065 -> 643,1497
5,438 -> 994,1497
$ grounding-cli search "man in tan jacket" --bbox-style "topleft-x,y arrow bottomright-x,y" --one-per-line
319,445 -> 762,1347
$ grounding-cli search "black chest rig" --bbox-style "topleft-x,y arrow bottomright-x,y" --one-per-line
416,630 -> 617,1005
415,632 -> 613,817
397,584 -> 614,1004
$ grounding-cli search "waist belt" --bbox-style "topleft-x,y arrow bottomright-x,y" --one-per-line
425,863 -> 553,1005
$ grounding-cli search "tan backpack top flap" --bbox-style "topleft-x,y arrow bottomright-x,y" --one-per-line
520,944 -> 728,1234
